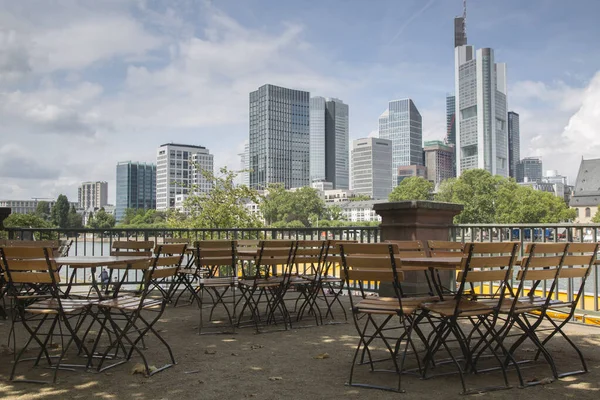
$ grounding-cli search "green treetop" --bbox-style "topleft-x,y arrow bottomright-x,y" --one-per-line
388,176 -> 434,201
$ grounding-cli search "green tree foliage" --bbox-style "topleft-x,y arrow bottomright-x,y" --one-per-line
435,169 -> 576,224
260,184 -> 326,227
349,194 -> 371,202
388,176 -> 434,201
168,167 -> 263,229
325,204 -> 345,221
118,209 -> 167,227
51,194 -> 70,228
3,213 -> 54,229
87,208 -> 116,229
592,208 -> 600,223
67,205 -> 83,229
34,201 -> 51,221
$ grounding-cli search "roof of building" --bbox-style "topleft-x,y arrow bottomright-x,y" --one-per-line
570,158 -> 600,207
339,200 -> 386,209
160,143 -> 206,150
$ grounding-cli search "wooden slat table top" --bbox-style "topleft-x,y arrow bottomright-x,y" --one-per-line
54,255 -> 152,268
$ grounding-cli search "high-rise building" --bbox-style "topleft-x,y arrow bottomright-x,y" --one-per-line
454,15 -> 467,47
446,95 -> 456,145
378,99 -> 423,186
508,111 -> 520,179
351,138 -> 393,200
78,181 -> 108,210
249,84 -> 310,189
309,97 -> 349,189
424,140 -> 455,187
516,157 -> 543,183
397,165 -> 427,186
115,162 -> 156,221
156,143 -> 214,210
238,141 -> 250,186
455,44 -> 508,177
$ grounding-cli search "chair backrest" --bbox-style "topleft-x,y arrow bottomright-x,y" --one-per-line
385,240 -> 426,257
0,246 -> 60,291
340,243 -> 404,302
428,240 -> 465,258
164,237 -> 191,244
294,240 -> 327,275
111,240 -> 154,256
560,242 -> 599,308
254,240 -> 297,279
455,242 -> 519,308
142,244 -> 187,296
195,240 -> 237,278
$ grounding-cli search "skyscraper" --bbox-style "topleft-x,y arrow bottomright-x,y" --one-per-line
115,162 -> 156,222
446,95 -> 456,145
516,157 -> 543,183
455,44 -> 508,177
454,15 -> 467,47
238,141 -> 250,187
78,181 -> 108,210
424,140 -> 455,187
351,138 -> 393,200
378,99 -> 423,186
249,84 -> 310,189
508,111 -> 520,179
156,143 -> 214,210
309,96 -> 349,189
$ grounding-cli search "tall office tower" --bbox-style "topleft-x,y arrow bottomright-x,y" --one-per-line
454,15 -> 467,47
249,84 -> 310,189
516,157 -> 543,183
508,111 -> 520,179
78,181 -> 108,209
238,141 -> 250,186
351,138 -> 393,200
446,95 -> 456,145
309,97 -> 349,189
378,99 -> 423,186
424,140 -> 455,187
455,44 -> 509,177
115,162 -> 156,222
156,143 -> 214,210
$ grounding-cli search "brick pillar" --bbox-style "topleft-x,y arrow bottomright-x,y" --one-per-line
374,201 -> 463,296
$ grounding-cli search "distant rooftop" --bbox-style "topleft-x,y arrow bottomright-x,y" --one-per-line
570,158 -> 600,207
159,143 -> 206,150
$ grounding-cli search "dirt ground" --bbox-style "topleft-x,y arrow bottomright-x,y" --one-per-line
1,293 -> 600,400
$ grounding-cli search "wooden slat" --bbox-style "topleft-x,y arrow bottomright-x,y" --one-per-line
156,243 -> 186,255
154,255 -> 183,267
341,243 -> 395,255
199,256 -> 235,266
563,255 -> 594,266
458,270 -> 508,283
198,249 -> 234,257
521,256 -> 562,268
344,255 -> 392,269
559,267 -> 588,278
164,238 -> 190,244
110,250 -> 153,257
342,269 -> 397,282
567,243 -> 599,253
149,267 -> 178,279
2,240 -> 60,249
1,246 -> 49,259
4,259 -> 57,271
467,256 -> 514,268
525,243 -> 568,254
428,240 -> 464,251
384,240 -> 424,251
112,240 -> 154,250
10,271 -> 59,284
517,269 -> 559,281
195,240 -> 237,249
468,242 -> 520,254
431,251 -> 464,258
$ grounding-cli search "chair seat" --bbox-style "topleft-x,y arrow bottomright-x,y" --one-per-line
377,295 -> 440,307
421,299 -> 494,317
355,297 -> 417,316
197,277 -> 236,287
26,298 -> 92,314
97,296 -> 162,311
239,279 -> 281,288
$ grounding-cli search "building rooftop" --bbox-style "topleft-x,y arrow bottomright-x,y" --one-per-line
570,158 -> 600,207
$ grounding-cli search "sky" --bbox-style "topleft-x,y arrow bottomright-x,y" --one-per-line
1,0 -> 600,204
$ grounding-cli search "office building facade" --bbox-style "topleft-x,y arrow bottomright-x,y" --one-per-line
351,138 -> 393,200
378,99 -> 423,186
115,161 -> 156,221
156,143 -> 213,210
78,181 -> 108,210
516,157 -> 543,183
238,141 -> 250,187
455,45 -> 509,177
309,97 -> 349,189
249,84 -> 310,189
508,111 -> 520,179
424,140 -> 455,187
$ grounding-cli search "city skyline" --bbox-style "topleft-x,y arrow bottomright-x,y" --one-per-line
1,0 -> 599,203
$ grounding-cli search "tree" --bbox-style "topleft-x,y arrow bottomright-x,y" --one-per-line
349,194 -> 371,202
325,204 -> 345,221
51,194 -> 70,228
168,167 -> 263,229
34,201 -> 51,221
67,205 -> 83,229
593,207 -> 600,223
389,177 -> 434,201
3,213 -> 54,229
87,208 -> 116,229
260,184 -> 326,227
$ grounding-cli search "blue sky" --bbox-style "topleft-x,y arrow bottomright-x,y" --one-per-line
1,0 -> 599,204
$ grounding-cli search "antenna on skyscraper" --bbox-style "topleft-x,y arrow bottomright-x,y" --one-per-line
463,0 -> 467,38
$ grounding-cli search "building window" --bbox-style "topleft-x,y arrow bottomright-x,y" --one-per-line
575,208 -> 579,218
585,208 -> 591,218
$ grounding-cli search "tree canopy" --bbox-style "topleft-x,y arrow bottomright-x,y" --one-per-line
34,201 -> 51,221
168,167 -> 263,229
388,176 -> 434,201
260,184 -> 326,227
591,208 -> 600,223
87,207 -> 116,229
3,213 -> 54,229
118,209 -> 167,227
51,194 -> 70,228
435,169 -> 576,224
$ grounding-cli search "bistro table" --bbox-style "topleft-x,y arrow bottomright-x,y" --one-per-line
54,255 -> 152,298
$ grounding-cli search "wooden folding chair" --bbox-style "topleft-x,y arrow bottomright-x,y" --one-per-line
290,240 -> 327,325
236,240 -> 297,332
194,240 -> 238,334
104,240 -> 155,296
420,242 -> 519,394
340,243 -> 419,392
94,244 -> 182,376
0,246 -> 93,384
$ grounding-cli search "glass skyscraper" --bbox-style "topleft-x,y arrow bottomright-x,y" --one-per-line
115,161 -> 156,222
378,99 -> 423,186
309,96 -> 349,189
508,111 -> 520,179
249,84 -> 310,189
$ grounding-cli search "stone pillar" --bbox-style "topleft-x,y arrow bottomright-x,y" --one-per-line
373,200 -> 463,296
